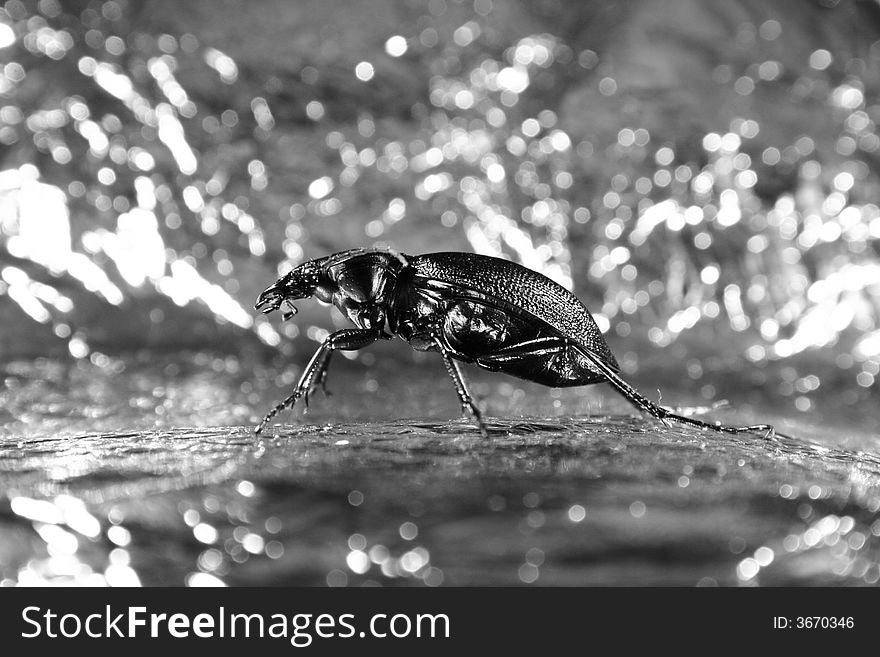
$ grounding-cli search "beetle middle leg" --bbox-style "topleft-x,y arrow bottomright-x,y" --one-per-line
255,328 -> 381,435
430,333 -> 489,439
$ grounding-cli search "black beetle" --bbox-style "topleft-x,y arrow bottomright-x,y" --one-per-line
254,248 -> 774,438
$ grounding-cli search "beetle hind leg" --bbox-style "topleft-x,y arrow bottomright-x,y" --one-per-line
568,342 -> 776,439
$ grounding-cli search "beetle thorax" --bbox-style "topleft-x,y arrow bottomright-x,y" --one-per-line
324,252 -> 407,332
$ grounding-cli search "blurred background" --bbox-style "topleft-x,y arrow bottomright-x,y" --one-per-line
1,0 -> 879,587
1,0 -> 879,392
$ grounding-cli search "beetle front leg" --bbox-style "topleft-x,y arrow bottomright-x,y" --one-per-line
255,328 -> 381,435
306,327 -> 393,401
430,333 -> 489,439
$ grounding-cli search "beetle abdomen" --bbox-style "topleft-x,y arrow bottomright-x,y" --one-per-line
408,252 -> 620,372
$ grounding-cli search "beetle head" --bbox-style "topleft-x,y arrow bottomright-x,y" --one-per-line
254,259 -> 326,319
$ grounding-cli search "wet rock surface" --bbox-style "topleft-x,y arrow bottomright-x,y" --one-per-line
1,353 -> 877,586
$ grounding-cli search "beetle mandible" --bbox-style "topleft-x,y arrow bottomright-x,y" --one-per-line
253,248 -> 775,438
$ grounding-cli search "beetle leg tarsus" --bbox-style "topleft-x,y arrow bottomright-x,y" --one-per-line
255,389 -> 302,436
465,400 -> 489,439
254,328 -> 382,435
474,415 -> 489,440
645,401 -> 674,429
